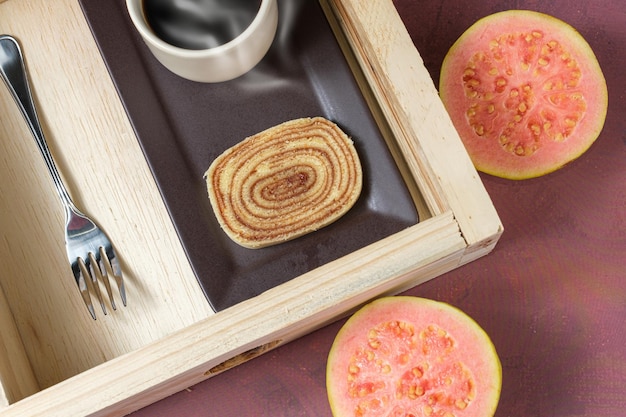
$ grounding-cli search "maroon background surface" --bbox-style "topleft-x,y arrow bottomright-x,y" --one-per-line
129,0 -> 626,415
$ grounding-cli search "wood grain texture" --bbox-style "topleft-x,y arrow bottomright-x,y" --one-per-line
0,287 -> 38,406
326,1 -> 503,254
0,0 -> 501,414
0,0 -> 213,394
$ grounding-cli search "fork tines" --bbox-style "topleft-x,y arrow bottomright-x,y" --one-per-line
75,247 -> 126,320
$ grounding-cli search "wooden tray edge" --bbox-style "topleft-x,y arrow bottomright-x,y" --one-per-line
325,0 -> 503,248
3,212 -> 469,417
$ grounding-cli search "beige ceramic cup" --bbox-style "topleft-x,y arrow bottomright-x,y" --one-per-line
125,0 -> 278,83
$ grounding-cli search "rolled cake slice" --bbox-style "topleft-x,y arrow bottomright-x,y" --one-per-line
205,117 -> 363,248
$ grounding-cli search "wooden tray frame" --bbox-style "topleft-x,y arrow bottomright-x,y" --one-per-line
0,0 -> 502,415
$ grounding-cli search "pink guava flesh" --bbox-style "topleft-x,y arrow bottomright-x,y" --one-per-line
440,10 -> 608,179
326,296 -> 502,417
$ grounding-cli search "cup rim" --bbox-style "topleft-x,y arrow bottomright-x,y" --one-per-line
126,0 -> 275,58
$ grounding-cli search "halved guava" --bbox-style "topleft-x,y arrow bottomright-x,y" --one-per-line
440,10 -> 608,179
326,296 -> 501,417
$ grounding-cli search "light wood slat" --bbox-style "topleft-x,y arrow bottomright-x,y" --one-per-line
324,0 -> 503,257
0,286 -> 39,406
0,0 -> 214,394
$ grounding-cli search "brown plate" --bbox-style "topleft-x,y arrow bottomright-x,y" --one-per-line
79,0 -> 418,311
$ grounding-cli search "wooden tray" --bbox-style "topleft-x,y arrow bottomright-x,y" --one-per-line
0,0 -> 502,415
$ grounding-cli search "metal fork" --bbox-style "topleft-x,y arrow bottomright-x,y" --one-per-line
0,35 -> 126,319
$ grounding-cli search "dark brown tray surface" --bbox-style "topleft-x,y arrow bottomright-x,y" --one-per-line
79,0 -> 418,311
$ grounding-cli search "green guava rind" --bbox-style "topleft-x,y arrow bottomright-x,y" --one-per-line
439,10 -> 608,180
326,296 -> 502,417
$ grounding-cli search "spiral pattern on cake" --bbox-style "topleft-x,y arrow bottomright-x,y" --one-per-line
205,117 -> 363,248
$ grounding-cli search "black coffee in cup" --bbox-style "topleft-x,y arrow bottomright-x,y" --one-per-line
142,0 -> 261,50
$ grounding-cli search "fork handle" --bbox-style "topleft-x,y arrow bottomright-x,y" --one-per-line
0,35 -> 79,219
